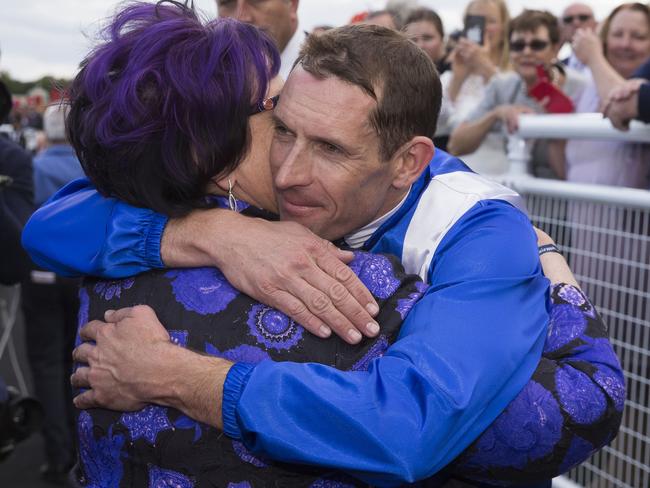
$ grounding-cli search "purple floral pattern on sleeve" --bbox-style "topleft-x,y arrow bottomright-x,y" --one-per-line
560,436 -> 595,473
76,288 -> 89,348
227,483 -> 252,488
351,335 -> 389,371
205,342 -> 271,363
594,365 -> 626,412
396,281 -> 428,320
169,330 -> 189,348
232,440 -> 269,468
348,252 -> 400,299
77,411 -> 125,488
94,277 -> 135,300
544,304 -> 587,354
119,405 -> 173,445
247,304 -> 303,350
149,466 -> 194,488
167,268 -> 238,315
466,381 -> 563,470
556,365 -> 607,425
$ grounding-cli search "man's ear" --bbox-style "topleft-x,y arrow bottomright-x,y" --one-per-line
391,136 -> 435,190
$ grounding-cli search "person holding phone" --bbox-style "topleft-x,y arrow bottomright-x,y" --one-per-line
448,9 -> 586,179
437,0 -> 511,175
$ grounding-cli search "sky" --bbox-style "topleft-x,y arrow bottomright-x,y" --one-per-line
0,0 -> 616,82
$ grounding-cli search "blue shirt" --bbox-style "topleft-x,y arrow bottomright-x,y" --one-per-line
32,144 -> 84,207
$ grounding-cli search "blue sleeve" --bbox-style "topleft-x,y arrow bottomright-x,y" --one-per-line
638,83 -> 650,123
632,58 -> 650,79
222,202 -> 550,486
22,178 -> 167,278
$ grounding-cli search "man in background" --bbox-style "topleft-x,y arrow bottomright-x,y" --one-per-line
560,2 -> 598,72
217,0 -> 302,79
20,104 -> 84,484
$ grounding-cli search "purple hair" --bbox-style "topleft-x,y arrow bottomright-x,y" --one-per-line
66,1 -> 280,216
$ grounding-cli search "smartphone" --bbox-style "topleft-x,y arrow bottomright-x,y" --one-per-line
528,64 -> 575,114
464,15 -> 485,45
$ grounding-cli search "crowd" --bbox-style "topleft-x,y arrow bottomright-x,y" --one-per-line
0,0 -> 646,487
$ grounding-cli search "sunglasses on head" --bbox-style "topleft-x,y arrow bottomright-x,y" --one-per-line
510,39 -> 550,52
562,14 -> 592,24
249,94 -> 280,116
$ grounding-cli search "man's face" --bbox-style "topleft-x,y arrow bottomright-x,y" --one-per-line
561,3 -> 597,43
269,68 -> 403,241
216,0 -> 298,52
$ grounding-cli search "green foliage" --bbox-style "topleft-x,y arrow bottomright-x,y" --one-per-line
0,71 -> 70,96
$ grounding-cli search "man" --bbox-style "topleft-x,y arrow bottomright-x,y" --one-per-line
560,3 -> 598,72
20,104 -> 85,483
217,0 -> 302,79
0,80 -> 33,285
24,25 -> 621,485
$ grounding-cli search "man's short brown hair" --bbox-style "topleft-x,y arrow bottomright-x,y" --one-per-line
294,24 -> 441,161
510,10 -> 560,45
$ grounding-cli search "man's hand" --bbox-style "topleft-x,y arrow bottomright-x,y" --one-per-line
72,306 -> 230,427
72,306 -> 176,410
163,210 -> 380,344
601,80 -> 644,131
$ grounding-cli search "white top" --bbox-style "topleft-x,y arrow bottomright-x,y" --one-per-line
279,25 -> 306,81
565,76 -> 650,189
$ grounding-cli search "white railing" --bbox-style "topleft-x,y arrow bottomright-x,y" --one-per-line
500,114 -> 650,488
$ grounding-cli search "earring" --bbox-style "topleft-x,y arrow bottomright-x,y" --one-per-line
228,178 -> 238,212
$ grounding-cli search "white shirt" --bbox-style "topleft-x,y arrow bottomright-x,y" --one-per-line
279,25 -> 306,81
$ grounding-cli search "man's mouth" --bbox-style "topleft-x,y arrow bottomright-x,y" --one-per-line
279,195 -> 321,217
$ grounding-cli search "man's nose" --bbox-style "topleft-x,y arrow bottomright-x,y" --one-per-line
274,146 -> 312,190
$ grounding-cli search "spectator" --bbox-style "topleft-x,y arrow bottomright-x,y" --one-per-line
448,10 -> 586,178
560,2 -> 598,72
603,57 -> 650,128
437,0 -> 512,174
20,103 -> 85,484
0,81 -> 33,286
403,8 -> 446,72
216,0 -> 301,80
563,2 -> 650,187
361,10 -> 401,30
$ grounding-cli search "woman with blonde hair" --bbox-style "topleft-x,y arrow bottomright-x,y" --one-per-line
438,0 -> 512,174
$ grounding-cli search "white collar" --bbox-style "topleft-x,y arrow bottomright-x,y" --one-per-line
279,24 -> 305,81
343,188 -> 412,249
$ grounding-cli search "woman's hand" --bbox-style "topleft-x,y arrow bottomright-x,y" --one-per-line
572,28 -> 603,67
495,104 -> 535,133
456,38 -> 497,80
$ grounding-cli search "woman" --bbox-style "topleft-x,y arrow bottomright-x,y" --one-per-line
437,0 -> 511,174
29,3 -> 621,486
565,2 -> 650,188
403,8 -> 451,150
448,9 -> 586,178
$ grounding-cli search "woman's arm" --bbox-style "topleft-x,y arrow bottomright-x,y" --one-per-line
573,29 -> 625,101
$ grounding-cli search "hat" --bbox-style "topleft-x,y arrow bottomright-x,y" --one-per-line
43,104 -> 68,141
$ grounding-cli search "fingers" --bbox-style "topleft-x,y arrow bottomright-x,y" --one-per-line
104,306 -> 135,322
71,366 -> 90,389
267,289 -> 332,339
79,320 -> 107,342
73,389 -> 99,410
73,342 -> 96,364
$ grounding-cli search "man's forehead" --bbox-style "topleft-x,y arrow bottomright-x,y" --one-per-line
563,3 -> 594,15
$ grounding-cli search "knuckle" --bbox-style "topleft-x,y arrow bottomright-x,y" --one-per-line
286,300 -> 308,317
333,264 -> 355,283
258,279 -> 278,295
328,282 -> 348,303
309,292 -> 331,313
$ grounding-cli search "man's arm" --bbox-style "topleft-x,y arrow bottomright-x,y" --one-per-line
22,179 -> 379,342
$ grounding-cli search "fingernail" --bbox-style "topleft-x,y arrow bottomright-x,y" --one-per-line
366,303 -> 379,316
366,322 -> 380,335
104,309 -> 115,319
319,325 -> 331,338
348,329 -> 362,343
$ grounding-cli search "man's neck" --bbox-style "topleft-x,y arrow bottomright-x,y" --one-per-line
343,188 -> 411,249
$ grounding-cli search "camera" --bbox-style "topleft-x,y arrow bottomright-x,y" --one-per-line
0,376 -> 43,462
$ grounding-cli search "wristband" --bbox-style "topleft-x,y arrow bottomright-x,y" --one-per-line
538,243 -> 561,256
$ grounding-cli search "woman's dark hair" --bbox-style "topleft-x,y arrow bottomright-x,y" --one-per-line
404,7 -> 444,39
66,1 -> 280,216
509,9 -> 560,45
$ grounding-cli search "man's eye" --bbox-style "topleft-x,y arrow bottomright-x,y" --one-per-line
321,142 -> 342,154
274,124 -> 290,136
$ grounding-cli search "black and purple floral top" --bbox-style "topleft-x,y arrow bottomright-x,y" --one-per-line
72,208 -> 624,488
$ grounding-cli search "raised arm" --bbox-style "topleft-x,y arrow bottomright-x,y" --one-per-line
22,179 -> 379,342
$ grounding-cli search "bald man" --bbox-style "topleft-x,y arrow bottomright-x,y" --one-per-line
560,2 -> 598,72
216,0 -> 303,79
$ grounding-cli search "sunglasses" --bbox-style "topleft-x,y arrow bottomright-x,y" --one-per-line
562,14 -> 592,24
249,94 -> 280,116
510,39 -> 550,52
